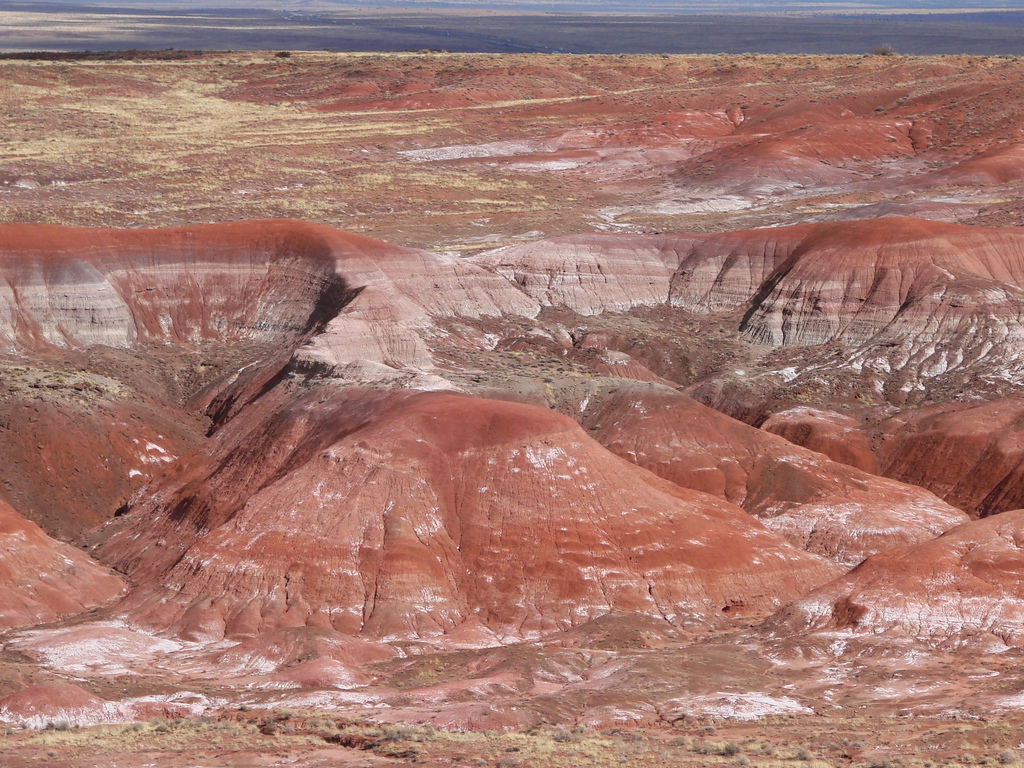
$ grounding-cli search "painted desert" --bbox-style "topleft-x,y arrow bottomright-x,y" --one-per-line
6,48 -> 1024,766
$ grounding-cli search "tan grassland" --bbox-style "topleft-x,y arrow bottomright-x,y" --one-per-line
4,50 -> 1024,254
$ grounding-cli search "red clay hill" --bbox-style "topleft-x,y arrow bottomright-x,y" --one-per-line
579,384 -> 966,567
772,509 -> 1024,651
0,220 -> 536,538
876,394 -> 1024,519
96,387 -> 839,642
4,213 -> 1024,730
0,498 -> 123,631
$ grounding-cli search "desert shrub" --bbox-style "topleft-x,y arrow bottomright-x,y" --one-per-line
1000,751 -> 1019,766
379,742 -> 420,759
722,741 -> 742,756
872,44 -> 896,56
693,741 -> 731,755
275,51 -> 291,58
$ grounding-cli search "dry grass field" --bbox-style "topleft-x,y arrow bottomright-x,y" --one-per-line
4,712 -> 1024,767
4,49 -> 1024,255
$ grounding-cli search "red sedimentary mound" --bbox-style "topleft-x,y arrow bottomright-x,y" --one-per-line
0,498 -> 124,631
0,683 -> 121,729
211,627 -> 395,689
772,509 -> 1024,650
664,217 -> 1024,406
0,220 -> 539,537
97,388 -> 839,642
0,381 -> 203,538
761,407 -> 877,474
0,681 -> 205,727
0,220 -> 354,351
474,220 -> 1024,406
929,143 -> 1024,186
469,234 -> 701,316
582,386 -> 967,567
0,219 -> 537,365
877,394 -> 1024,518
671,217 -> 1024,345
213,627 -> 395,671
675,113 -> 915,195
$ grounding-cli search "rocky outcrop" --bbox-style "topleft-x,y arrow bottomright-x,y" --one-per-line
772,509 -> 1024,650
97,388 -> 839,642
582,385 -> 967,566
0,499 -> 124,630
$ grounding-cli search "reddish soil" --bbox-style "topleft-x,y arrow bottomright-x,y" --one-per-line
6,53 -> 1024,762
581,384 -> 966,567
0,499 -> 123,631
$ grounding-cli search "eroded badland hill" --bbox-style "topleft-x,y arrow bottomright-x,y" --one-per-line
6,51 -> 1024,766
